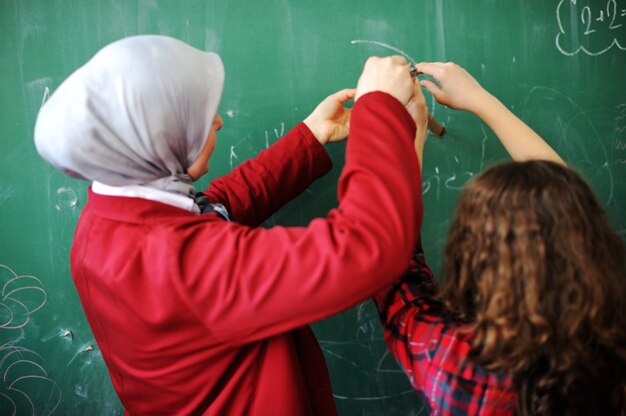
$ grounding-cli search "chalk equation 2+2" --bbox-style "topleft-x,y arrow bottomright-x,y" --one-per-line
556,0 -> 626,56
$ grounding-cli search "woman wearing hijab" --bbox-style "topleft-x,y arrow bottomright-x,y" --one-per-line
34,36 -> 427,415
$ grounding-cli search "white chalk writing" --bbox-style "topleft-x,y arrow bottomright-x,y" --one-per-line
556,0 -> 626,56
0,265 -> 46,330
350,40 -> 417,63
0,342 -> 61,415
614,104 -> 626,165
1,264 -> 60,415
55,188 -> 78,211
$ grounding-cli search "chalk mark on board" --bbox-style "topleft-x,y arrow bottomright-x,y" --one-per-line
520,86 -> 614,207
319,347 -> 370,376
614,103 -> 626,166
41,87 -> 50,108
444,156 -> 475,191
321,337 -> 421,402
615,124 -> 626,134
229,146 -> 239,171
263,122 -> 285,150
0,342 -> 61,415
55,188 -> 78,211
0,265 -> 47,330
0,266 -> 59,414
422,167 -> 441,199
333,388 -> 422,403
556,0 -> 626,56
274,122 -> 285,142
374,349 -> 407,374
66,344 -> 96,368
479,125 -> 490,171
444,172 -> 474,190
229,122 -> 286,171
0,186 -> 16,204
350,40 -> 417,63
333,389 -> 425,404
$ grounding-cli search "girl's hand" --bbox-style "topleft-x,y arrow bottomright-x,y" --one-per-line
355,56 -> 414,105
304,88 -> 356,145
416,62 -> 490,114
417,62 -> 564,164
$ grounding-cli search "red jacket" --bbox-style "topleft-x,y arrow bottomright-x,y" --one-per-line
70,92 -> 422,415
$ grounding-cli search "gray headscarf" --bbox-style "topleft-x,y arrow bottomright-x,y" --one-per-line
34,35 -> 224,197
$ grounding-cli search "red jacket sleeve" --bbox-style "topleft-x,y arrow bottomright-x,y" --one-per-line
175,92 -> 423,345
203,122 -> 332,227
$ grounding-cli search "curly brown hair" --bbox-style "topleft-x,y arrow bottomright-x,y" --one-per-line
441,160 -> 626,415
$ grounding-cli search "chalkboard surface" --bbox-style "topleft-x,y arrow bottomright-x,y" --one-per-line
1,1 -> 624,414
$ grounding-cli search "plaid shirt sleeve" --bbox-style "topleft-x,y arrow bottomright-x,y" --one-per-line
372,238 -> 517,415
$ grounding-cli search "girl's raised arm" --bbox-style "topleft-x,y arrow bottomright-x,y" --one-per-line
417,62 -> 564,165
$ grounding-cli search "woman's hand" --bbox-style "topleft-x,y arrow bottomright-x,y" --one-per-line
304,88 -> 356,145
416,62 -> 491,114
355,56 -> 414,105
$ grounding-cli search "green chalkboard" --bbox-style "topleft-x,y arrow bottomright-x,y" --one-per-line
1,0 -> 624,414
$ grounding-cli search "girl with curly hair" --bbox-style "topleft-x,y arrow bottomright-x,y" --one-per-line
375,62 -> 626,415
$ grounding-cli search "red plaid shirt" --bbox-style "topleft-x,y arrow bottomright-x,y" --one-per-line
373,240 -> 517,415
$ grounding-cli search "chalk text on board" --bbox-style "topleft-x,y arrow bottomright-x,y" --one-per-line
1,264 -> 61,415
556,0 -> 626,56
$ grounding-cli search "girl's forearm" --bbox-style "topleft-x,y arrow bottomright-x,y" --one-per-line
473,94 -> 565,165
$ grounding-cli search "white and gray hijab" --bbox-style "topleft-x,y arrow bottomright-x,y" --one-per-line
35,35 -> 225,212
